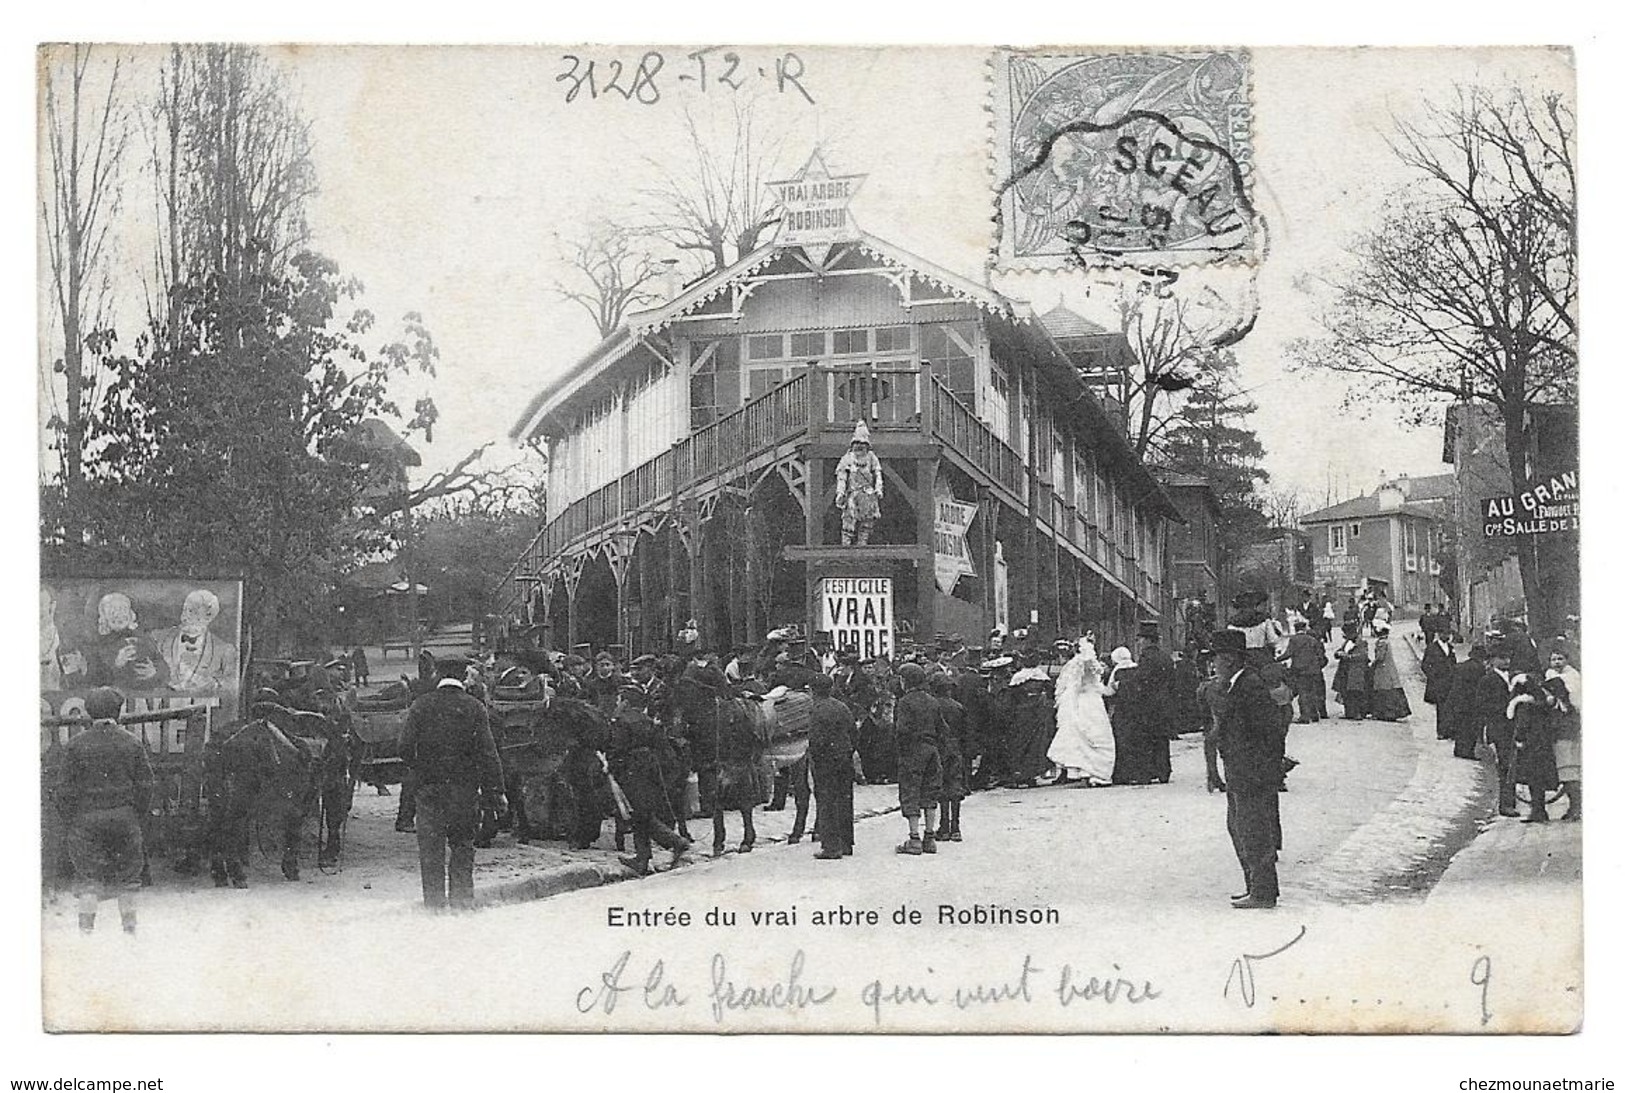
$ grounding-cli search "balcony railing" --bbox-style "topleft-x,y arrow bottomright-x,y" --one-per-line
496,362 -> 1160,613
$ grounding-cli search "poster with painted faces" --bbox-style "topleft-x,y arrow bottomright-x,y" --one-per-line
40,577 -> 245,737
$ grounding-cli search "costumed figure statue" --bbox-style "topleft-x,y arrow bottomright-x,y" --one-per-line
1048,636 -> 1116,786
833,419 -> 883,546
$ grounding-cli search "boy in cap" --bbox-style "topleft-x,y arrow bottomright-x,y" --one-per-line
50,687 -> 155,934
893,662 -> 943,854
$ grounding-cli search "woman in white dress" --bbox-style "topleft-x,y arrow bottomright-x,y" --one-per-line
1048,637 -> 1116,786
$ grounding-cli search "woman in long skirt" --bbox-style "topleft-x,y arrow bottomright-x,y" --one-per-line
1543,674 -> 1580,821
1048,638 -> 1115,786
1367,621 -> 1412,721
1332,622 -> 1371,720
1106,648 -> 1154,784
1510,675 -> 1559,823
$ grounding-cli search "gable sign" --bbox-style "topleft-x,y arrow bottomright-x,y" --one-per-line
768,151 -> 866,256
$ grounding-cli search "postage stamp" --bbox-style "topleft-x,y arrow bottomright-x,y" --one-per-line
991,49 -> 1258,270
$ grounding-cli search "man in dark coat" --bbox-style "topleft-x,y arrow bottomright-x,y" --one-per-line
1420,629 -> 1458,739
1477,642 -> 1518,817
1208,630 -> 1283,910
766,653 -> 816,842
1136,622 -> 1177,781
1443,645 -> 1487,759
399,676 -> 505,910
893,663 -> 943,855
608,685 -> 692,875
1278,620 -> 1328,723
49,687 -> 155,934
809,673 -> 857,859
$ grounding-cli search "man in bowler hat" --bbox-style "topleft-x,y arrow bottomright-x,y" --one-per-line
1208,630 -> 1283,909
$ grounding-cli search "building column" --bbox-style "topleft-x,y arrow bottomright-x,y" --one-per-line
915,458 -> 939,646
744,498 -> 763,647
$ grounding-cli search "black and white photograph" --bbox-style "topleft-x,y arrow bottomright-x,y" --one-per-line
26,25 -> 1599,1059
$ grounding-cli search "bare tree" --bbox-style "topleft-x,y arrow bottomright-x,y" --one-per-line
1117,278 -> 1257,460
642,99 -> 787,275
41,45 -> 129,508
1289,84 -> 1576,632
553,220 -> 663,338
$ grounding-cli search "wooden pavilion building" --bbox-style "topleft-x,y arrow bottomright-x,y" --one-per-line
497,229 -> 1180,658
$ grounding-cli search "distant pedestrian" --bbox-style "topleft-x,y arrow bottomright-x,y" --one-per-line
607,684 -> 691,875
1478,641 -> 1518,817
1366,620 -> 1412,721
1443,645 -> 1488,760
398,676 -> 505,910
1543,673 -> 1580,822
930,671 -> 968,840
808,674 -> 856,859
49,687 -> 155,934
1332,622 -> 1370,720
1421,628 -> 1457,739
1207,631 -> 1283,910
1509,675 -> 1558,824
1278,620 -> 1327,723
350,645 -> 370,687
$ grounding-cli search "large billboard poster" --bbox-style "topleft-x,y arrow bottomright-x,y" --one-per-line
40,576 -> 246,751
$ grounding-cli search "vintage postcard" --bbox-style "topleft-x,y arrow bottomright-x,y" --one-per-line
35,42 -> 1582,1036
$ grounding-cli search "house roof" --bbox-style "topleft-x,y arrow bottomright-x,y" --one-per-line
1040,303 -> 1110,339
1387,472 -> 1456,502
509,231 -> 1025,443
1299,495 -> 1442,524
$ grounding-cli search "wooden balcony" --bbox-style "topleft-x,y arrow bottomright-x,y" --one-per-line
495,362 -> 1164,615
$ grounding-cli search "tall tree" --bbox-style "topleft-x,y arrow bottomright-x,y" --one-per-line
1159,350 -> 1271,550
40,45 -> 129,522
61,253 -> 441,649
145,45 -> 315,321
1288,84 -> 1575,632
553,220 -> 664,338
642,99 -> 786,275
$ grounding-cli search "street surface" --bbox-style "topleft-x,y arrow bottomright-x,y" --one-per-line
42,622 -> 1581,1033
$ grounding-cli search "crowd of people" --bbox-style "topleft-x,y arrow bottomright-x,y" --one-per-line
228,589 -> 1581,913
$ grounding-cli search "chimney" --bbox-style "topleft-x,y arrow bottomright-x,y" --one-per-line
1377,485 -> 1403,511
660,258 -> 681,303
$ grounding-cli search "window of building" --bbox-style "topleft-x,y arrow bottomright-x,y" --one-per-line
831,328 -> 869,355
789,331 -> 826,357
747,334 -> 783,361
690,338 -> 741,427
873,326 -> 910,353
747,366 -> 787,400
920,321 -> 977,406
1349,522 -> 1361,538
984,360 -> 1011,444
1330,524 -> 1347,554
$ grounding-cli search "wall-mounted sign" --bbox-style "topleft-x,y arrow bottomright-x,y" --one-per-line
933,479 -> 978,594
818,576 -> 893,661
768,151 -> 865,259
1313,554 -> 1361,585
1481,470 -> 1579,537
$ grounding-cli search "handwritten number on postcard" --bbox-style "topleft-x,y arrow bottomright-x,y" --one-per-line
1470,955 -> 1492,1027
559,50 -> 813,104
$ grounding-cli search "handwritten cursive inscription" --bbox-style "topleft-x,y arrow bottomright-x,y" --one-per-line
1224,925 -> 1308,1008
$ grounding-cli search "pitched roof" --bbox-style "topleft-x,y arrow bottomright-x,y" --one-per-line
510,232 -> 1024,441
1040,303 -> 1110,339
1299,495 -> 1442,524
1387,472 -> 1456,502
